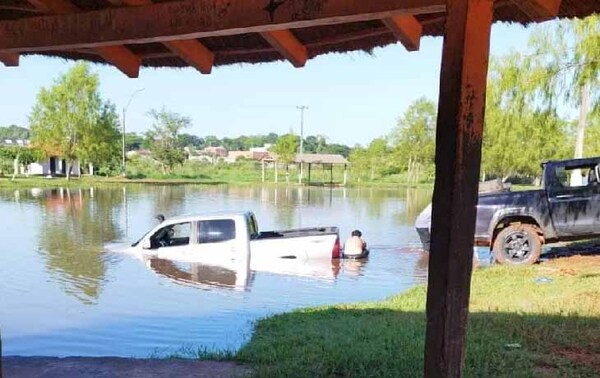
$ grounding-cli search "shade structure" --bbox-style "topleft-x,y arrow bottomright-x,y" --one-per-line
0,1 -> 597,76
1,1 -> 599,377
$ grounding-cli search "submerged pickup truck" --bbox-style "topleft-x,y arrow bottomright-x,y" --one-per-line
418,157 -> 600,265
129,211 -> 341,272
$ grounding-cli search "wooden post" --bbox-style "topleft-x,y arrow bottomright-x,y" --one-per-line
424,0 -> 493,377
261,159 -> 265,183
343,164 -> 348,186
329,164 -> 333,185
308,163 -> 312,186
275,161 -> 278,183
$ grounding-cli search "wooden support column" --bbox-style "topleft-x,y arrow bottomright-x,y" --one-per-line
343,164 -> 348,186
308,163 -> 312,186
424,0 -> 493,377
261,159 -> 265,183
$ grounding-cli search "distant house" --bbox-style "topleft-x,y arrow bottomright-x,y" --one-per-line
1,138 -> 29,147
28,157 -> 81,176
203,146 -> 228,158
226,150 -> 271,163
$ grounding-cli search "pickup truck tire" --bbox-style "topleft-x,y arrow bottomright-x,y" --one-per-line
493,224 -> 542,265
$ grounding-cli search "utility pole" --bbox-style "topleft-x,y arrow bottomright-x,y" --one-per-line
297,105 -> 308,184
122,88 -> 144,177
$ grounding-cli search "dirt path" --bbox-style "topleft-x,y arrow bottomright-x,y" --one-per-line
2,357 -> 249,378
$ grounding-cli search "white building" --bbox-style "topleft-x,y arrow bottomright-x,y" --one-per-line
26,157 -> 81,176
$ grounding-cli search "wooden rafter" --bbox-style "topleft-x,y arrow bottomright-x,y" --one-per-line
24,0 -> 141,77
164,40 -> 214,74
0,52 -> 19,66
510,0 -> 562,21
382,15 -> 422,51
0,0 -> 446,52
260,30 -> 307,68
115,0 -> 214,74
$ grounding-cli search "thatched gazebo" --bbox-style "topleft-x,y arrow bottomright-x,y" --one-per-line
1,1 -> 598,376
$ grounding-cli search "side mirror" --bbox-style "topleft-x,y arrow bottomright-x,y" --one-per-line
141,239 -> 151,250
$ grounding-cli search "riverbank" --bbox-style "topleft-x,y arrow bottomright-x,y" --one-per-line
236,255 -> 600,377
0,175 -> 434,189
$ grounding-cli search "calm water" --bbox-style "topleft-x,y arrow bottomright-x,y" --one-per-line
0,185 -> 434,357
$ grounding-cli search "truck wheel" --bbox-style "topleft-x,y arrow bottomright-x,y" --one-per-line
493,224 -> 542,265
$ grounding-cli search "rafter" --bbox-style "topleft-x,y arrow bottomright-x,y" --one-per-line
382,15 -> 422,51
0,52 -> 19,66
25,0 -> 141,78
116,0 -> 215,74
0,0 -> 446,52
260,30 -> 307,68
510,0 -> 561,21
164,40 -> 214,74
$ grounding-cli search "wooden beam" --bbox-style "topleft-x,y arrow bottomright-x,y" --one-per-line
116,0 -> 215,74
95,45 -> 140,78
0,52 -> 19,66
0,0 -> 446,52
510,0 -> 561,21
164,40 -> 214,74
260,29 -> 307,68
424,0 -> 493,376
27,0 -> 77,13
382,15 -> 422,51
26,0 -> 141,78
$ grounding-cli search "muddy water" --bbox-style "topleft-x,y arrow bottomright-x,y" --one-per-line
0,185 -> 433,357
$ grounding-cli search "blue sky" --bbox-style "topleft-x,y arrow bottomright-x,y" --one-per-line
0,22 -> 535,147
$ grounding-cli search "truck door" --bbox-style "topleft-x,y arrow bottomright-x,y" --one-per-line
547,164 -> 600,236
195,219 -> 240,268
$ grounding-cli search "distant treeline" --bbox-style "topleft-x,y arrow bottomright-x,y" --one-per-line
124,132 -> 352,157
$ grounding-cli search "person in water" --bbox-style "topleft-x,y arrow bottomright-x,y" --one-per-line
415,203 -> 432,252
344,229 -> 367,258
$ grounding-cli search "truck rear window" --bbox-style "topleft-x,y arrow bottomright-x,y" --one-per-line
198,219 -> 236,243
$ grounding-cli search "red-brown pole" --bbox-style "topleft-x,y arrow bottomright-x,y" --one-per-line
424,0 -> 493,377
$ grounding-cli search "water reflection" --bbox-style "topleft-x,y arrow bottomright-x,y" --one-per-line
147,258 -> 252,291
36,188 -> 123,305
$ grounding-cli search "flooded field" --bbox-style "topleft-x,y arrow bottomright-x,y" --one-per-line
0,185 -> 434,357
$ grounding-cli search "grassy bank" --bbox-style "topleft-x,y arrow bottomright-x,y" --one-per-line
236,256 -> 600,377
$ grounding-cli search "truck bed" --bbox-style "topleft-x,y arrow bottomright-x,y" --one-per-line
255,226 -> 339,240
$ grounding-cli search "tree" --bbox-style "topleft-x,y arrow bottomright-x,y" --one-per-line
271,133 -> 299,184
29,62 -> 118,179
390,98 -> 437,182
79,102 -> 121,175
482,53 -> 570,180
146,108 -> 191,174
528,16 -> 599,183
0,125 -> 30,140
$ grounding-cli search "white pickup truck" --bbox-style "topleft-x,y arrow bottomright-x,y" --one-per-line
129,211 -> 341,274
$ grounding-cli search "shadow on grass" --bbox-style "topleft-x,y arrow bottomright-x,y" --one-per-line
237,308 -> 599,378
542,238 -> 600,261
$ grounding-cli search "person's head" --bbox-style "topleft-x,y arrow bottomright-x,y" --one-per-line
155,214 -> 165,223
351,229 -> 362,237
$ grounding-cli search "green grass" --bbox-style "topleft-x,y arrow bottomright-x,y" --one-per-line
235,257 -> 600,377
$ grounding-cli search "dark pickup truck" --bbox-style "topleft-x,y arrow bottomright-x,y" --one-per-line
475,157 -> 600,264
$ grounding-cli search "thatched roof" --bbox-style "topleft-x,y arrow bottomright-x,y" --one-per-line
295,153 -> 348,165
0,0 -> 598,74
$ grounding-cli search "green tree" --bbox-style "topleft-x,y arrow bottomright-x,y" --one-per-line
146,108 -> 191,174
529,16 -> 599,162
271,133 -> 299,184
482,53 -> 570,180
79,102 -> 121,175
29,62 -> 117,179
0,125 -> 30,140
390,97 -> 437,182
